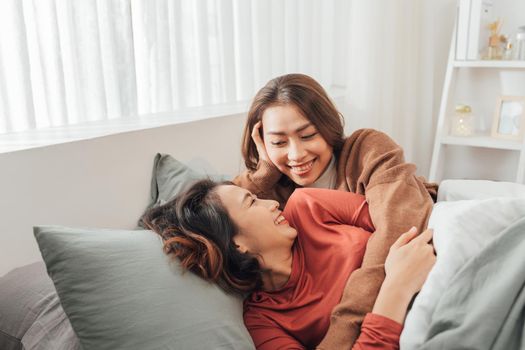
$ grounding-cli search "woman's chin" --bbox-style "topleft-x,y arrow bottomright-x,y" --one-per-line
280,164 -> 320,186
286,227 -> 298,241
288,172 -> 318,186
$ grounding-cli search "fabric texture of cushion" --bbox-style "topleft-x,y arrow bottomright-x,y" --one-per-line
0,262 -> 80,350
33,226 -> 254,350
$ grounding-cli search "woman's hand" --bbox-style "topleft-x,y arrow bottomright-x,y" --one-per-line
385,227 -> 436,296
371,227 -> 436,324
251,121 -> 271,163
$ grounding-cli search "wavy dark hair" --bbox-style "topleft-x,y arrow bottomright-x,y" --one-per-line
142,179 -> 264,295
242,73 -> 345,171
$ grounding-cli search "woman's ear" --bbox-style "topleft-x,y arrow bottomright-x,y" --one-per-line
233,236 -> 249,254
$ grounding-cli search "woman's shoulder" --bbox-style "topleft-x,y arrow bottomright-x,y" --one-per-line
285,188 -> 331,207
345,128 -> 398,147
283,189 -> 321,226
285,188 -> 365,217
341,128 -> 402,158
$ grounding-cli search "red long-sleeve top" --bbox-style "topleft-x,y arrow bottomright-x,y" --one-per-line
243,188 -> 403,349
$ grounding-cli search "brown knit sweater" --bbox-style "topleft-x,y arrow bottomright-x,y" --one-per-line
233,128 -> 437,349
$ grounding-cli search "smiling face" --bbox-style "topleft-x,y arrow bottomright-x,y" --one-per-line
261,104 -> 334,186
215,185 -> 297,257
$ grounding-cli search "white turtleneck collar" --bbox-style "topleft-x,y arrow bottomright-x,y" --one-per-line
308,155 -> 337,189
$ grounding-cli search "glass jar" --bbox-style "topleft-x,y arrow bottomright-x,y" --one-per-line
451,105 -> 474,136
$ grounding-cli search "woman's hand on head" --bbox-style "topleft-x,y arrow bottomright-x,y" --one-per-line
384,227 -> 436,297
252,121 -> 271,163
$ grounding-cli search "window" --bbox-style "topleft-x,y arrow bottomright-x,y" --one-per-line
0,0 -> 347,134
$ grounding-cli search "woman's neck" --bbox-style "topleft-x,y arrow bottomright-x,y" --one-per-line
261,249 -> 294,291
308,155 -> 337,189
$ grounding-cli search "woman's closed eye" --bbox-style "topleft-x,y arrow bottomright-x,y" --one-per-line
300,132 -> 318,140
270,140 -> 286,146
269,132 -> 317,146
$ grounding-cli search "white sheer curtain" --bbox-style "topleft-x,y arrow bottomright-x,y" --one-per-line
0,0 -> 137,132
0,0 -> 346,134
342,0 -> 456,175
0,0 -> 456,174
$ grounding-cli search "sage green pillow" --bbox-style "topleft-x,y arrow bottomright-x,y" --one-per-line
138,153 -> 226,227
34,226 -> 254,350
146,153 -> 204,209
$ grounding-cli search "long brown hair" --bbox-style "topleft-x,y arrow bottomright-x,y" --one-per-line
142,179 -> 263,295
242,73 -> 345,171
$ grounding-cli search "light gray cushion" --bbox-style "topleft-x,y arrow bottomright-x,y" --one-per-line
33,226 -> 255,350
0,262 -> 80,350
437,179 -> 525,202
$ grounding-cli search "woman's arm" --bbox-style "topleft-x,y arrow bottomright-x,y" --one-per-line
318,129 -> 436,350
371,227 -> 435,323
244,314 -> 306,350
351,227 -> 436,350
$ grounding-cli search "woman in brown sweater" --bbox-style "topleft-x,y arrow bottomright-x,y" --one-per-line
233,73 -> 438,349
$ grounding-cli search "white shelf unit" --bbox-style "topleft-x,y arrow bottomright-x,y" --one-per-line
429,28 -> 525,184
441,135 -> 523,150
453,61 -> 525,68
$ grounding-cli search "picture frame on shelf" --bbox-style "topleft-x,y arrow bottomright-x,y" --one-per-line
491,96 -> 525,140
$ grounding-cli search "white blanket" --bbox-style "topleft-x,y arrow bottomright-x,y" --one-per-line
400,197 -> 525,349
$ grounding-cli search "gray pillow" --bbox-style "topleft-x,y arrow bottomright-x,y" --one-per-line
139,153 -> 225,227
0,262 -> 80,350
147,153 -> 204,208
33,226 -> 255,350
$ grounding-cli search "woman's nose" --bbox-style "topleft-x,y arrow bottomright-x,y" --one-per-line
287,140 -> 307,162
262,199 -> 279,211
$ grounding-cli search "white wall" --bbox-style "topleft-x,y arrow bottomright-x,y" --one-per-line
0,113 -> 246,276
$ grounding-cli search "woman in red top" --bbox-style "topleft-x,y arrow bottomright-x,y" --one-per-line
143,179 -> 435,350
